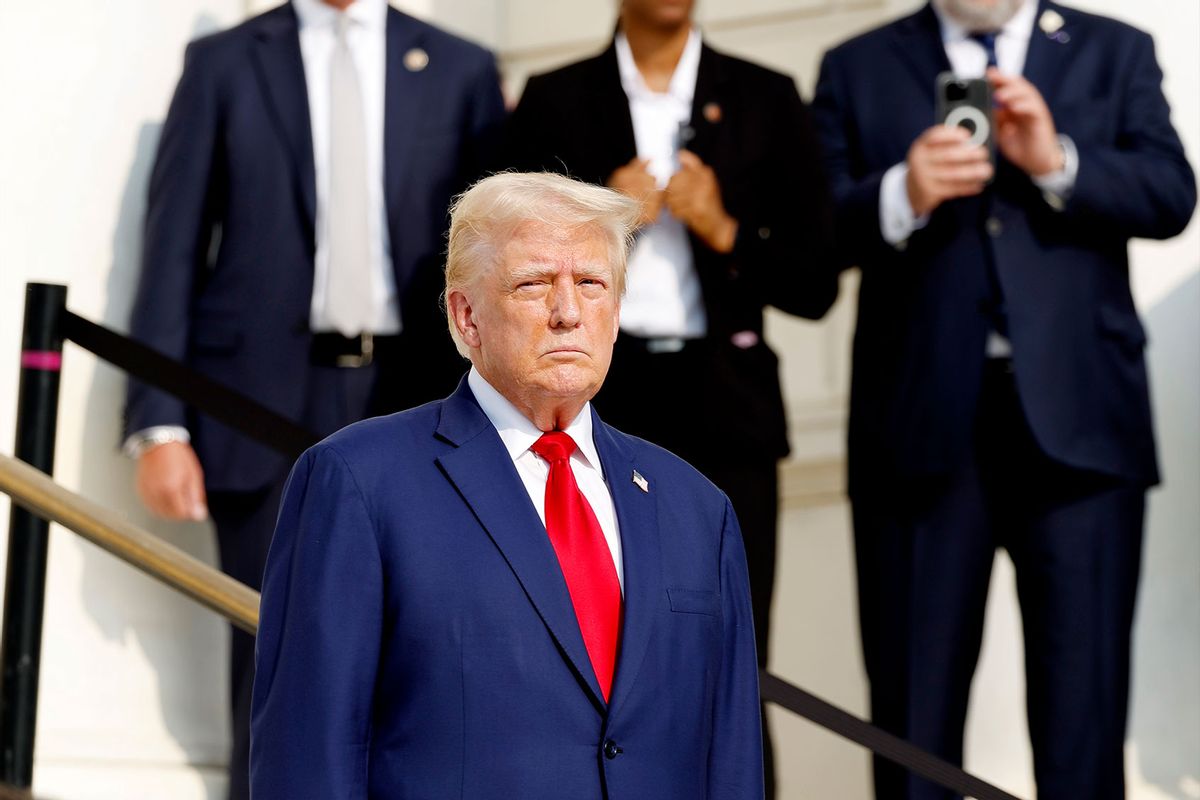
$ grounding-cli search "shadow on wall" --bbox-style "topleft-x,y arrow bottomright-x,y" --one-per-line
1132,270 -> 1200,799
67,13 -> 231,799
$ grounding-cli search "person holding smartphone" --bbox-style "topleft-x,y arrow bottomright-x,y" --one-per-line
811,0 -> 1195,798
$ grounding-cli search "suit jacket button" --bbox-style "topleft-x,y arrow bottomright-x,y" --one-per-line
986,216 -> 1003,237
603,740 -> 622,759
758,226 -> 771,240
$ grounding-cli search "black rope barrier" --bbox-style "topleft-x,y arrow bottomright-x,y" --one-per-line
56,302 -> 1025,800
759,672 -> 1022,800
61,312 -> 319,461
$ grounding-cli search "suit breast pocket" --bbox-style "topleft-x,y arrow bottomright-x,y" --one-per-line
667,587 -> 721,617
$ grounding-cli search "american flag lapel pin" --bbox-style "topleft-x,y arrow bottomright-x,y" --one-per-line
632,470 -> 649,493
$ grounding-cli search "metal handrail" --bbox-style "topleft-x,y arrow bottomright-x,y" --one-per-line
0,453 -> 258,634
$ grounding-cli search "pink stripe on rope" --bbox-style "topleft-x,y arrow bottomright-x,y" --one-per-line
20,350 -> 62,372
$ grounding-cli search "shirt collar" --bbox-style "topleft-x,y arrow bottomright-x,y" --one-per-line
934,0 -> 1037,45
293,0 -> 387,33
614,27 -> 702,105
467,367 -> 604,477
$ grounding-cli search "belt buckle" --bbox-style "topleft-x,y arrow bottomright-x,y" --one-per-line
646,337 -> 685,355
336,332 -> 374,368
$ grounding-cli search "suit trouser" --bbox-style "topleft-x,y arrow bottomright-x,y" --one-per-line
208,358 -> 380,800
852,360 -> 1144,800
595,333 -> 780,800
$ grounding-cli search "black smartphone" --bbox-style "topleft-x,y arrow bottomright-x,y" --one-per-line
936,72 -> 994,165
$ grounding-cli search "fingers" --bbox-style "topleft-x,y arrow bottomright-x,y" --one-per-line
922,124 -> 974,147
182,468 -> 209,522
989,69 -> 1048,118
907,126 -> 993,214
676,149 -> 703,170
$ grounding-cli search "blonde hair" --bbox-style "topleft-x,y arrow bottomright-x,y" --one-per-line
444,172 -> 641,357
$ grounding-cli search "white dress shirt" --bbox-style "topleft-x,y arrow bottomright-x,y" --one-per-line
294,0 -> 400,335
467,368 -> 625,592
879,0 -> 1078,248
614,28 -> 707,340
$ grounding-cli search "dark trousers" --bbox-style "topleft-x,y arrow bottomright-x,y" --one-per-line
208,358 -> 380,800
852,360 -> 1145,800
595,334 -> 780,800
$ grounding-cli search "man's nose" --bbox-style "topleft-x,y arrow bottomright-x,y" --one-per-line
548,280 -> 582,328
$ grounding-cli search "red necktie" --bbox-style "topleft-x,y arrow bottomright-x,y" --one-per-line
531,431 -> 622,701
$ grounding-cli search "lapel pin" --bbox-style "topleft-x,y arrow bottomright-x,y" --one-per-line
702,101 -> 723,124
1039,9 -> 1065,36
632,470 -> 649,493
404,47 -> 429,72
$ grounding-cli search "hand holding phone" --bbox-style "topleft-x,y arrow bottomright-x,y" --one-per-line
987,68 -> 1064,177
936,72 -> 995,162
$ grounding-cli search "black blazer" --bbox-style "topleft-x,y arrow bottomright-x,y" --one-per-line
812,0 -> 1196,494
506,40 -> 838,459
125,3 -> 505,491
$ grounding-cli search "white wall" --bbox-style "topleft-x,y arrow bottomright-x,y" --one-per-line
0,1 -> 1194,798
0,2 -> 246,797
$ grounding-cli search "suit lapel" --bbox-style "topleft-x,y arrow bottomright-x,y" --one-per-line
888,4 -> 952,93
1021,0 -> 1074,109
685,43 -> 732,164
592,413 -> 663,720
383,9 -> 433,294
250,5 -> 316,237
434,382 -> 607,710
593,43 -> 639,172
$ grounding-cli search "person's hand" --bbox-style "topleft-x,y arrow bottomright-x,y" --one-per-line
988,68 -> 1064,178
905,125 -> 994,217
607,158 -> 663,227
135,441 -> 208,521
664,150 -> 738,254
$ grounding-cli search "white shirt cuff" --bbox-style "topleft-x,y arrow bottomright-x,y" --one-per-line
880,162 -> 930,248
1031,134 -> 1078,211
123,425 -> 191,459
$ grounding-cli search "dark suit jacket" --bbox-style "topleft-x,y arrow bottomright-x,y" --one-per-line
505,41 -> 838,460
812,0 -> 1196,494
125,3 -> 504,491
250,380 -> 764,799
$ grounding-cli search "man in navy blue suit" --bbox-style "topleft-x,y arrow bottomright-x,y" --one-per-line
812,0 -> 1194,797
251,172 -> 764,799
122,2 -> 504,796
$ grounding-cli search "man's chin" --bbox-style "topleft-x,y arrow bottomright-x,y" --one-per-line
534,364 -> 606,399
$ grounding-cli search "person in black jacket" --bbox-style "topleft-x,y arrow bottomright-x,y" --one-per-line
505,1 -> 839,794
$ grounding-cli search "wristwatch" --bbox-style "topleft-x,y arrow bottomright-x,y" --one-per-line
123,426 -> 191,459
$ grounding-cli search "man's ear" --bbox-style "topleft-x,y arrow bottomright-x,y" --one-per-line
611,301 -> 621,343
448,290 -> 481,349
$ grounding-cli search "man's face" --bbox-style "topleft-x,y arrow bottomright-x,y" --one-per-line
935,0 -> 1024,31
621,0 -> 695,30
456,223 -> 620,410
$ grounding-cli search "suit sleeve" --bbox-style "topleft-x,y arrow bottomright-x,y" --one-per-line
250,445 -> 384,800
810,49 -> 898,269
1061,31 -> 1196,240
458,49 -> 508,182
725,78 -> 841,320
504,74 -> 563,176
124,40 -> 221,437
707,498 -> 765,800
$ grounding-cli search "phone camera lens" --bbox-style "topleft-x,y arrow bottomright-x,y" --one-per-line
946,81 -> 969,102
